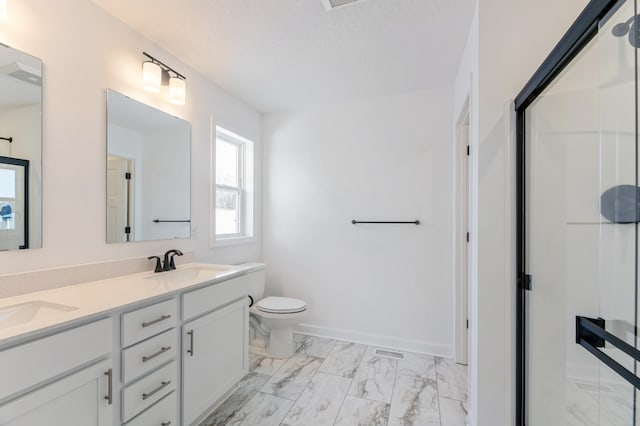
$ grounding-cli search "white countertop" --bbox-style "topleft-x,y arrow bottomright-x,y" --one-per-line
0,263 -> 252,347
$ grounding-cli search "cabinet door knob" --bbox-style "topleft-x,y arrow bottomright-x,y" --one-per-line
161,422 -> 172,426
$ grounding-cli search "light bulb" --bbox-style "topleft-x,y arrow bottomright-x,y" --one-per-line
142,61 -> 161,93
169,76 -> 186,105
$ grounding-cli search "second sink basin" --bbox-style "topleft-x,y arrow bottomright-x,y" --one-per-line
143,265 -> 234,285
0,301 -> 78,328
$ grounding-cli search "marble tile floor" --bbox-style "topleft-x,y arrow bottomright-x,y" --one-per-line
200,333 -> 468,426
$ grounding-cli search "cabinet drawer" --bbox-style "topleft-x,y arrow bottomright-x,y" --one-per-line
122,361 -> 177,423
182,274 -> 249,320
122,299 -> 177,347
126,391 -> 177,426
0,318 -> 112,401
122,329 -> 177,384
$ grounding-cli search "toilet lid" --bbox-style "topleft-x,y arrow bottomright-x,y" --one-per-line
257,297 -> 307,314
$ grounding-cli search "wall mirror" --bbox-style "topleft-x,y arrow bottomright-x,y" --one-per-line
106,89 -> 191,243
0,44 -> 42,251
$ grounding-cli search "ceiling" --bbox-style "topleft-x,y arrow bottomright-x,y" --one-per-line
92,0 -> 476,113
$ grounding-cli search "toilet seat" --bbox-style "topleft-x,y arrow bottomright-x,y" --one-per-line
257,297 -> 307,314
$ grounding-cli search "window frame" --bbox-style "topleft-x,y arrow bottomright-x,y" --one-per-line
212,127 -> 254,246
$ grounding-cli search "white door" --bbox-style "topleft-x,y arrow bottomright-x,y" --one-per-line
0,359 -> 113,426
182,298 -> 248,425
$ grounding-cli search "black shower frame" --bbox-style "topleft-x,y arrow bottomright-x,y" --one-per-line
514,0 -> 623,424
0,156 -> 29,249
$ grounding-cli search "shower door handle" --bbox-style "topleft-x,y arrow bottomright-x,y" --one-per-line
576,316 -> 640,389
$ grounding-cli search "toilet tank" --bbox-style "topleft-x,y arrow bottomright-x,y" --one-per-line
240,263 -> 266,302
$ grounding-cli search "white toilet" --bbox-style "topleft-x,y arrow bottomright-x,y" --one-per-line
243,263 -> 307,359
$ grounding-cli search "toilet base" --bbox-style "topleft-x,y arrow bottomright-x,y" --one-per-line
269,327 -> 295,358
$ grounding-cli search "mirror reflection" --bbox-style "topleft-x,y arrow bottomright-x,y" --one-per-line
0,44 -> 42,251
106,90 -> 191,243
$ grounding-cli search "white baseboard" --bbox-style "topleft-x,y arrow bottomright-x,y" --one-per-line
294,323 -> 453,359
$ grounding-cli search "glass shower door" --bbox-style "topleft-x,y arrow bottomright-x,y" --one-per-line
524,0 -> 639,424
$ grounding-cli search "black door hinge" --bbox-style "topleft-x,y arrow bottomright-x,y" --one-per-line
124,226 -> 131,235
467,145 -> 470,156
125,172 -> 131,180
519,273 -> 532,291
466,232 -> 470,243
466,319 -> 469,329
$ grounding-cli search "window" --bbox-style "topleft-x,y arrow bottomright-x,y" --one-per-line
214,127 -> 254,244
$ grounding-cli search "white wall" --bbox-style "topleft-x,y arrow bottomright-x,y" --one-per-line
453,0 -> 589,424
141,128 -> 190,241
263,88 -> 455,356
0,0 -> 262,280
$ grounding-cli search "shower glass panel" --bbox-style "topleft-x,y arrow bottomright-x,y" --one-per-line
524,0 -> 638,424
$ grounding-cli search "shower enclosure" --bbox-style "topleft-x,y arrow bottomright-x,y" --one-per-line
517,0 -> 640,424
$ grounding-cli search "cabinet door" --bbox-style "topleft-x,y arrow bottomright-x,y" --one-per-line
182,298 -> 248,425
0,359 -> 113,426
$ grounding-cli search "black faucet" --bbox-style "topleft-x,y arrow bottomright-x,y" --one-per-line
147,256 -> 163,273
163,249 -> 183,271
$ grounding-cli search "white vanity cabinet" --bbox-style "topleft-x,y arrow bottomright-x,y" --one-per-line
120,299 -> 179,424
0,319 -> 114,426
0,359 -> 114,426
0,264 -> 253,426
181,275 -> 250,426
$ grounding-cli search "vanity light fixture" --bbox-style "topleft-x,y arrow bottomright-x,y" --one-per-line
169,76 -> 186,105
141,52 -> 186,105
0,0 -> 7,19
142,61 -> 162,93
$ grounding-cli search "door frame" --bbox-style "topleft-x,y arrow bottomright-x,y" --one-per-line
454,98 -> 470,365
514,0 -> 622,424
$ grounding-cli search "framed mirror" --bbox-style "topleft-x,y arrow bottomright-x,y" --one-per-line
0,44 -> 42,251
106,90 -> 191,243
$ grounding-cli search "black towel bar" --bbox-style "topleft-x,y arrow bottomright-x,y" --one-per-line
351,220 -> 420,225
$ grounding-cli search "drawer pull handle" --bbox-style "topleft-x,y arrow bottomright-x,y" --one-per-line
161,422 -> 172,426
142,380 -> 171,400
187,330 -> 194,356
142,346 -> 172,363
104,369 -> 113,405
142,314 -> 172,328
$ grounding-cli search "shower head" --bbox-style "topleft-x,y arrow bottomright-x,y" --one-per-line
612,22 -> 630,36
612,15 -> 640,48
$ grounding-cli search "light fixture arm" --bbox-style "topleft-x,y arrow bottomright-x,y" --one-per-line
142,52 -> 186,80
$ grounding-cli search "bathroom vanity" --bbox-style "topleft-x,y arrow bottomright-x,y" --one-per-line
0,263 -> 252,426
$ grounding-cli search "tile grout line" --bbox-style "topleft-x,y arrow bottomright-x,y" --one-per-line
331,344 -> 371,426
331,375 -> 355,426
386,354 -> 400,426
435,357 -> 443,426
279,337 -> 324,425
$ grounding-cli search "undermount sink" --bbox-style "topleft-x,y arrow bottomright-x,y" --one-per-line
0,301 -> 78,327
144,265 -> 233,284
